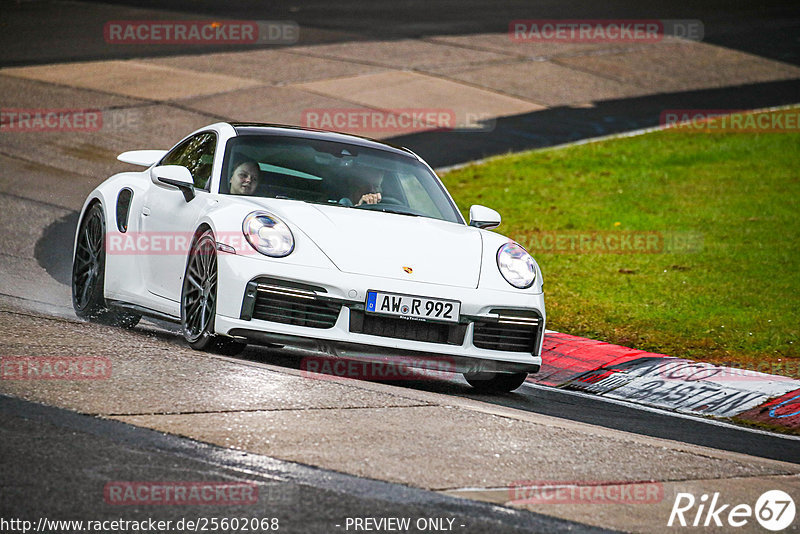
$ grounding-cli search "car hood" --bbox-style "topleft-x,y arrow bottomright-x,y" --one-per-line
247,200 -> 482,288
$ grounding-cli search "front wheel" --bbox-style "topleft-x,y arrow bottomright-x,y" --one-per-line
463,371 -> 528,392
181,229 -> 246,356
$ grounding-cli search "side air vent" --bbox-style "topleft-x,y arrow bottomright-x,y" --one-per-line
116,188 -> 133,232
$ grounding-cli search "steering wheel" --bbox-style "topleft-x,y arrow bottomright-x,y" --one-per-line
352,196 -> 404,209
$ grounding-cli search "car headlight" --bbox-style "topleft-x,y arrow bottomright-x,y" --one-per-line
243,211 -> 294,257
497,242 -> 536,289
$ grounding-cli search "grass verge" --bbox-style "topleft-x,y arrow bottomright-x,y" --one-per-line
442,107 -> 799,377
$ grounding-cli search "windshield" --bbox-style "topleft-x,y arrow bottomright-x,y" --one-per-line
220,135 -> 462,223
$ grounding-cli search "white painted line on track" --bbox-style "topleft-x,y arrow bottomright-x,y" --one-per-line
523,382 -> 800,441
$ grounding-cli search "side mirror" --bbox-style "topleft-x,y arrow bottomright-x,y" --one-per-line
151,165 -> 195,202
468,205 -> 501,229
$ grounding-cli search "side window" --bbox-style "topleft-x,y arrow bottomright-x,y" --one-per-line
160,133 -> 217,190
160,138 -> 192,166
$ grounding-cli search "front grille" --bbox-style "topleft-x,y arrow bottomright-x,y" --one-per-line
349,311 -> 466,345
246,278 -> 341,329
473,309 -> 542,353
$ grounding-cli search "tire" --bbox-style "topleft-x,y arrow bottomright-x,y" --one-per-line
463,371 -> 528,393
181,229 -> 246,356
72,203 -> 140,328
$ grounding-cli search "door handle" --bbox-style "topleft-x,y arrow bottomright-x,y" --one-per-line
142,207 -> 151,216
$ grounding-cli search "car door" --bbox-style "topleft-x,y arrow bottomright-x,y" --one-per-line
141,131 -> 218,304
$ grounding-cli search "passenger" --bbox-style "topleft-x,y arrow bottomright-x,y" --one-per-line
228,159 -> 260,195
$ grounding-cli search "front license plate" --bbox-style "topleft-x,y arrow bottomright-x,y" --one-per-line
365,291 -> 460,323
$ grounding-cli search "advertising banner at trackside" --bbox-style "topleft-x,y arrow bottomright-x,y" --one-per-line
561,357 -> 800,417
535,333 -> 800,430
735,389 -> 800,431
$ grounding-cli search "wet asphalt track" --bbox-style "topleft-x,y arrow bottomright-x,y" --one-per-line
0,395 -> 613,533
4,0 -> 799,67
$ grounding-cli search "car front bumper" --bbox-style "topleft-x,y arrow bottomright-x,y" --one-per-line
214,252 -> 545,374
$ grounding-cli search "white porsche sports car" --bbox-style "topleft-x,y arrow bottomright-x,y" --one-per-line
72,123 -> 545,392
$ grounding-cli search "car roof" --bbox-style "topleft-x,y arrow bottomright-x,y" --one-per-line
229,123 -> 417,160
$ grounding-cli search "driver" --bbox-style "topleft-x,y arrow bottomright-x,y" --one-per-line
228,159 -> 261,195
346,166 -> 385,206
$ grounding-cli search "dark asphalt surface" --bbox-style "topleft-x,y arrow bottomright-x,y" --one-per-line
390,79 -> 800,167
3,0 -> 799,66
0,395 -> 612,533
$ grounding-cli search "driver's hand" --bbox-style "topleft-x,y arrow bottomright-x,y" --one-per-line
356,192 -> 381,205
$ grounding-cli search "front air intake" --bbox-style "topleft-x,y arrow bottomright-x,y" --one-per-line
472,309 -> 542,353
243,278 -> 341,329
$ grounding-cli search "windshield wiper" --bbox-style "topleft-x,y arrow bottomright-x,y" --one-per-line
369,207 -> 419,217
274,197 -> 337,206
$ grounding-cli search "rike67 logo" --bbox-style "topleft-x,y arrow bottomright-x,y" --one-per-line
668,490 -> 795,531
